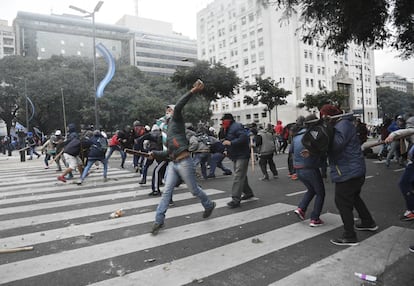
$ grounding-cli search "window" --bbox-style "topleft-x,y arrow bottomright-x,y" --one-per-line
254,113 -> 259,119
262,112 -> 267,118
251,54 -> 256,63
304,50 -> 308,58
317,67 -> 321,75
310,79 -> 314,87
249,13 -> 254,22
309,51 -> 313,59
321,67 -> 325,75
244,58 -> 249,65
241,17 -> 246,25
305,64 -> 309,72
258,51 -> 264,61
306,78 -> 309,87
250,40 -> 256,49
259,66 -> 265,74
310,65 -> 313,73
258,37 -> 264,46
246,114 -> 251,120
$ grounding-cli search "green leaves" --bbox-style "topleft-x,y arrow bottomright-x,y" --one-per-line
298,90 -> 346,111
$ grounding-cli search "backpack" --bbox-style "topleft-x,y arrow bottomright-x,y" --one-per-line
92,136 -> 108,155
301,119 -> 334,155
197,133 -> 212,146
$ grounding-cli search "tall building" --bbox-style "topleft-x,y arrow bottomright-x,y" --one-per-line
376,72 -> 413,95
116,15 -> 197,77
197,0 -> 377,127
0,20 -> 15,59
14,11 -> 134,64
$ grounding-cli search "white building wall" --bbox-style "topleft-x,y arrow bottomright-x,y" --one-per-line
198,0 -> 378,127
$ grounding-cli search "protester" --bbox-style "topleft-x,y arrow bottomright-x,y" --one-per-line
149,80 -> 216,235
292,114 -> 325,227
256,124 -> 278,181
221,113 -> 254,208
106,131 -> 126,169
76,130 -> 108,185
320,104 -> 378,246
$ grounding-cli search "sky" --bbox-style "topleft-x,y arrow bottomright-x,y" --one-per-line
2,0 -> 414,80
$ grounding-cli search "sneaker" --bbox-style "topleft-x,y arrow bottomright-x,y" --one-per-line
310,219 -> 324,227
241,193 -> 254,200
354,222 -> 378,231
227,200 -> 241,209
76,180 -> 83,185
273,174 -> 278,179
400,210 -> 414,221
151,222 -> 164,235
64,173 -> 74,180
103,177 -> 108,183
291,174 -> 298,180
57,176 -> 67,183
223,171 -> 232,176
139,179 -> 146,184
409,245 -> 414,253
294,208 -> 305,220
169,200 -> 175,207
148,191 -> 161,196
207,174 -> 216,178
259,176 -> 269,181
330,237 -> 359,246
203,201 -> 216,218
44,166 -> 50,169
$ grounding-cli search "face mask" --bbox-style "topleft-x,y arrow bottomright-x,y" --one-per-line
222,119 -> 232,130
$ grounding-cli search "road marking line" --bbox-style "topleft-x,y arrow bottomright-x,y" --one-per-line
286,190 -> 307,197
0,189 -> 223,230
270,226 -> 414,286
89,213 -> 343,286
0,203 -> 297,284
0,197 -> 258,248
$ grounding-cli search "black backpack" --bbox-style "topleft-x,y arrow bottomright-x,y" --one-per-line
301,119 -> 334,155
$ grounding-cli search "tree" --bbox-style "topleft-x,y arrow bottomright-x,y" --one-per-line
171,60 -> 242,102
259,0 -> 414,58
297,90 -> 347,111
243,77 -> 291,122
377,87 -> 414,118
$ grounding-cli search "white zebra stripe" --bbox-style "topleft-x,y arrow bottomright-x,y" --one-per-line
0,202 -> 295,284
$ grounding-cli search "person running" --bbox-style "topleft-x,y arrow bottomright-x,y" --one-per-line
106,131 -> 126,168
149,80 -> 216,235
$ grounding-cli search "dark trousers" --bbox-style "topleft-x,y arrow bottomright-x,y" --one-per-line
152,160 -> 168,192
258,153 -> 278,177
335,176 -> 375,239
398,164 -> 414,211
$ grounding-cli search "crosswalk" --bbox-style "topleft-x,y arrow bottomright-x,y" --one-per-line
0,156 -> 413,286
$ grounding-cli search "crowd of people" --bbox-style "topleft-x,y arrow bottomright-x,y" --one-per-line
3,81 -> 414,249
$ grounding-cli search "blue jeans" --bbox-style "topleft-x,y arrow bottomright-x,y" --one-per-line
106,145 -> 126,167
296,168 -> 325,220
80,158 -> 108,181
209,153 -> 232,176
155,157 -> 214,224
193,152 -> 210,179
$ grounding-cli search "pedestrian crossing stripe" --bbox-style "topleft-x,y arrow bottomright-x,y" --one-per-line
0,203 -> 294,284
0,197 -> 258,249
270,226 -> 414,286
0,189 -> 223,231
88,213 -> 343,286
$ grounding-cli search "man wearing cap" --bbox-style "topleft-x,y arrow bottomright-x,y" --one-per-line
319,104 -> 377,246
148,80 -> 216,235
221,113 -> 254,208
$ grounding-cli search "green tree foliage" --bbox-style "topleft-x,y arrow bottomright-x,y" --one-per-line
243,77 -> 291,122
259,0 -> 414,58
0,55 -> 187,136
171,60 -> 242,102
377,87 -> 414,118
297,90 -> 347,111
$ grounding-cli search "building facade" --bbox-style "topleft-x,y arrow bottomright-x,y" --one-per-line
13,11 -> 134,65
376,72 -> 413,95
197,0 -> 378,127
0,20 -> 15,59
116,15 -> 197,77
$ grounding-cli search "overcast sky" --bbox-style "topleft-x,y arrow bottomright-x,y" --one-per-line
2,0 -> 414,80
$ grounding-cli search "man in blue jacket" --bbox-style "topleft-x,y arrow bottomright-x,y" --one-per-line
320,104 -> 378,246
221,113 -> 254,208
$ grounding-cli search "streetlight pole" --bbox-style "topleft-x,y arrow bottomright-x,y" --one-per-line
360,64 -> 365,123
69,1 -> 103,129
24,78 -> 28,133
61,88 -> 67,137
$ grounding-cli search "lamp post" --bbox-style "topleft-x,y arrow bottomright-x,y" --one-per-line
60,88 -> 67,137
69,1 -> 104,129
359,64 -> 365,123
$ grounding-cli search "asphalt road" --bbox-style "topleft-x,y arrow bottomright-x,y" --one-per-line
0,143 -> 413,286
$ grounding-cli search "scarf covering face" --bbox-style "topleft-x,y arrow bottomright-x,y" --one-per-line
222,119 -> 232,130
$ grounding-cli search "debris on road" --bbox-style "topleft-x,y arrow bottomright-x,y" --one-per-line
0,246 -> 34,254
